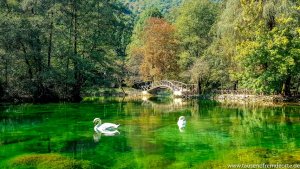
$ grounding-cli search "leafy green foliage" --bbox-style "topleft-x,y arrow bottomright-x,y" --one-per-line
1,0 -> 300,99
175,0 -> 219,71
0,0 -> 133,102
119,0 -> 184,15
187,0 -> 300,94
236,0 -> 300,94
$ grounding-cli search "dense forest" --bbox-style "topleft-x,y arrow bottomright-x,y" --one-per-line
127,0 -> 300,96
0,0 -> 300,102
0,0 -> 132,102
120,0 -> 183,14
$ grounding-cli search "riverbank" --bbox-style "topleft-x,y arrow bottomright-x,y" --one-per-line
213,94 -> 300,105
82,87 -> 142,97
0,87 -> 142,104
1,87 -> 299,105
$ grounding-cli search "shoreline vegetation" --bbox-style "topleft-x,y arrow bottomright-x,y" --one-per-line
214,94 -> 300,105
1,87 -> 299,104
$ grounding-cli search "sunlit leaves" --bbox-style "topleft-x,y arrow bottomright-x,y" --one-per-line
175,0 -> 219,72
140,18 -> 179,81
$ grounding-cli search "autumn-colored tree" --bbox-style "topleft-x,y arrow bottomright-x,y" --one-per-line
140,18 -> 179,81
125,8 -> 162,85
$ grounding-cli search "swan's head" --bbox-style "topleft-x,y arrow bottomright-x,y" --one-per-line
178,116 -> 185,121
93,118 -> 101,125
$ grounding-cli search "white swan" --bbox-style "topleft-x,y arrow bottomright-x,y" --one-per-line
177,116 -> 186,132
93,118 -> 120,134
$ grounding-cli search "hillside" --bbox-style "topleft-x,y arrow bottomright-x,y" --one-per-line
120,0 -> 184,14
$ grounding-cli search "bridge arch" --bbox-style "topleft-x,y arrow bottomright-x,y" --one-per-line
147,85 -> 181,96
141,80 -> 197,97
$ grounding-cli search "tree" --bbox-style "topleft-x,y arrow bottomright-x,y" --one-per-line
120,0 -> 183,15
0,0 -> 132,102
126,8 -> 162,84
140,18 -> 179,81
236,0 -> 300,95
206,0 -> 242,90
197,0 -> 300,95
175,0 -> 219,78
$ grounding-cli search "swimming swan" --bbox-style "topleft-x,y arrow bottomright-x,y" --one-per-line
93,118 -> 120,134
177,116 -> 186,132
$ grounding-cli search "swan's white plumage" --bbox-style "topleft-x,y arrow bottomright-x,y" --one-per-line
177,116 -> 186,132
93,118 -> 119,133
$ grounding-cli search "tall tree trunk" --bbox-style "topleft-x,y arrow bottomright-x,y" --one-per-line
282,75 -> 292,96
20,42 -> 33,79
297,81 -> 300,96
71,0 -> 82,102
197,78 -> 202,95
267,15 -> 275,31
47,11 -> 54,68
33,35 -> 48,102
0,81 -> 4,99
5,57 -> 8,88
233,80 -> 238,90
64,6 -> 73,100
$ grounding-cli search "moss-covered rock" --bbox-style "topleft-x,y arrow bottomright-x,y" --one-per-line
7,153 -> 91,169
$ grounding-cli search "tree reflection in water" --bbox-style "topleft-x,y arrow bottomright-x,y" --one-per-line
0,100 -> 299,168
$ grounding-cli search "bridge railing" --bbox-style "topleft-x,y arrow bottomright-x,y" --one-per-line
145,80 -> 185,91
141,80 -> 198,96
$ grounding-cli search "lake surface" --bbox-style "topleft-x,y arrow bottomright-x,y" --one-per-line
0,98 -> 300,169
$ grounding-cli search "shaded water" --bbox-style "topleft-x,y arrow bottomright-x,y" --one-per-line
0,98 -> 300,168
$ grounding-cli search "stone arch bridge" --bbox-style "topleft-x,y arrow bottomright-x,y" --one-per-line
141,80 -> 198,97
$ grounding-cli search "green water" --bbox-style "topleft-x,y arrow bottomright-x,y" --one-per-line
0,98 -> 300,169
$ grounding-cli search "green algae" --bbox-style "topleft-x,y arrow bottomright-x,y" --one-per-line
7,154 -> 91,169
0,99 -> 299,168
197,148 -> 300,169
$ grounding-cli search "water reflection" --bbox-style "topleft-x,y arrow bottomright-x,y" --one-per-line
0,99 -> 299,168
93,131 -> 120,143
141,97 -> 190,113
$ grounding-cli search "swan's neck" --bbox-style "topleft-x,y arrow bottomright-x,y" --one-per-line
94,122 -> 102,132
96,121 -> 102,127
